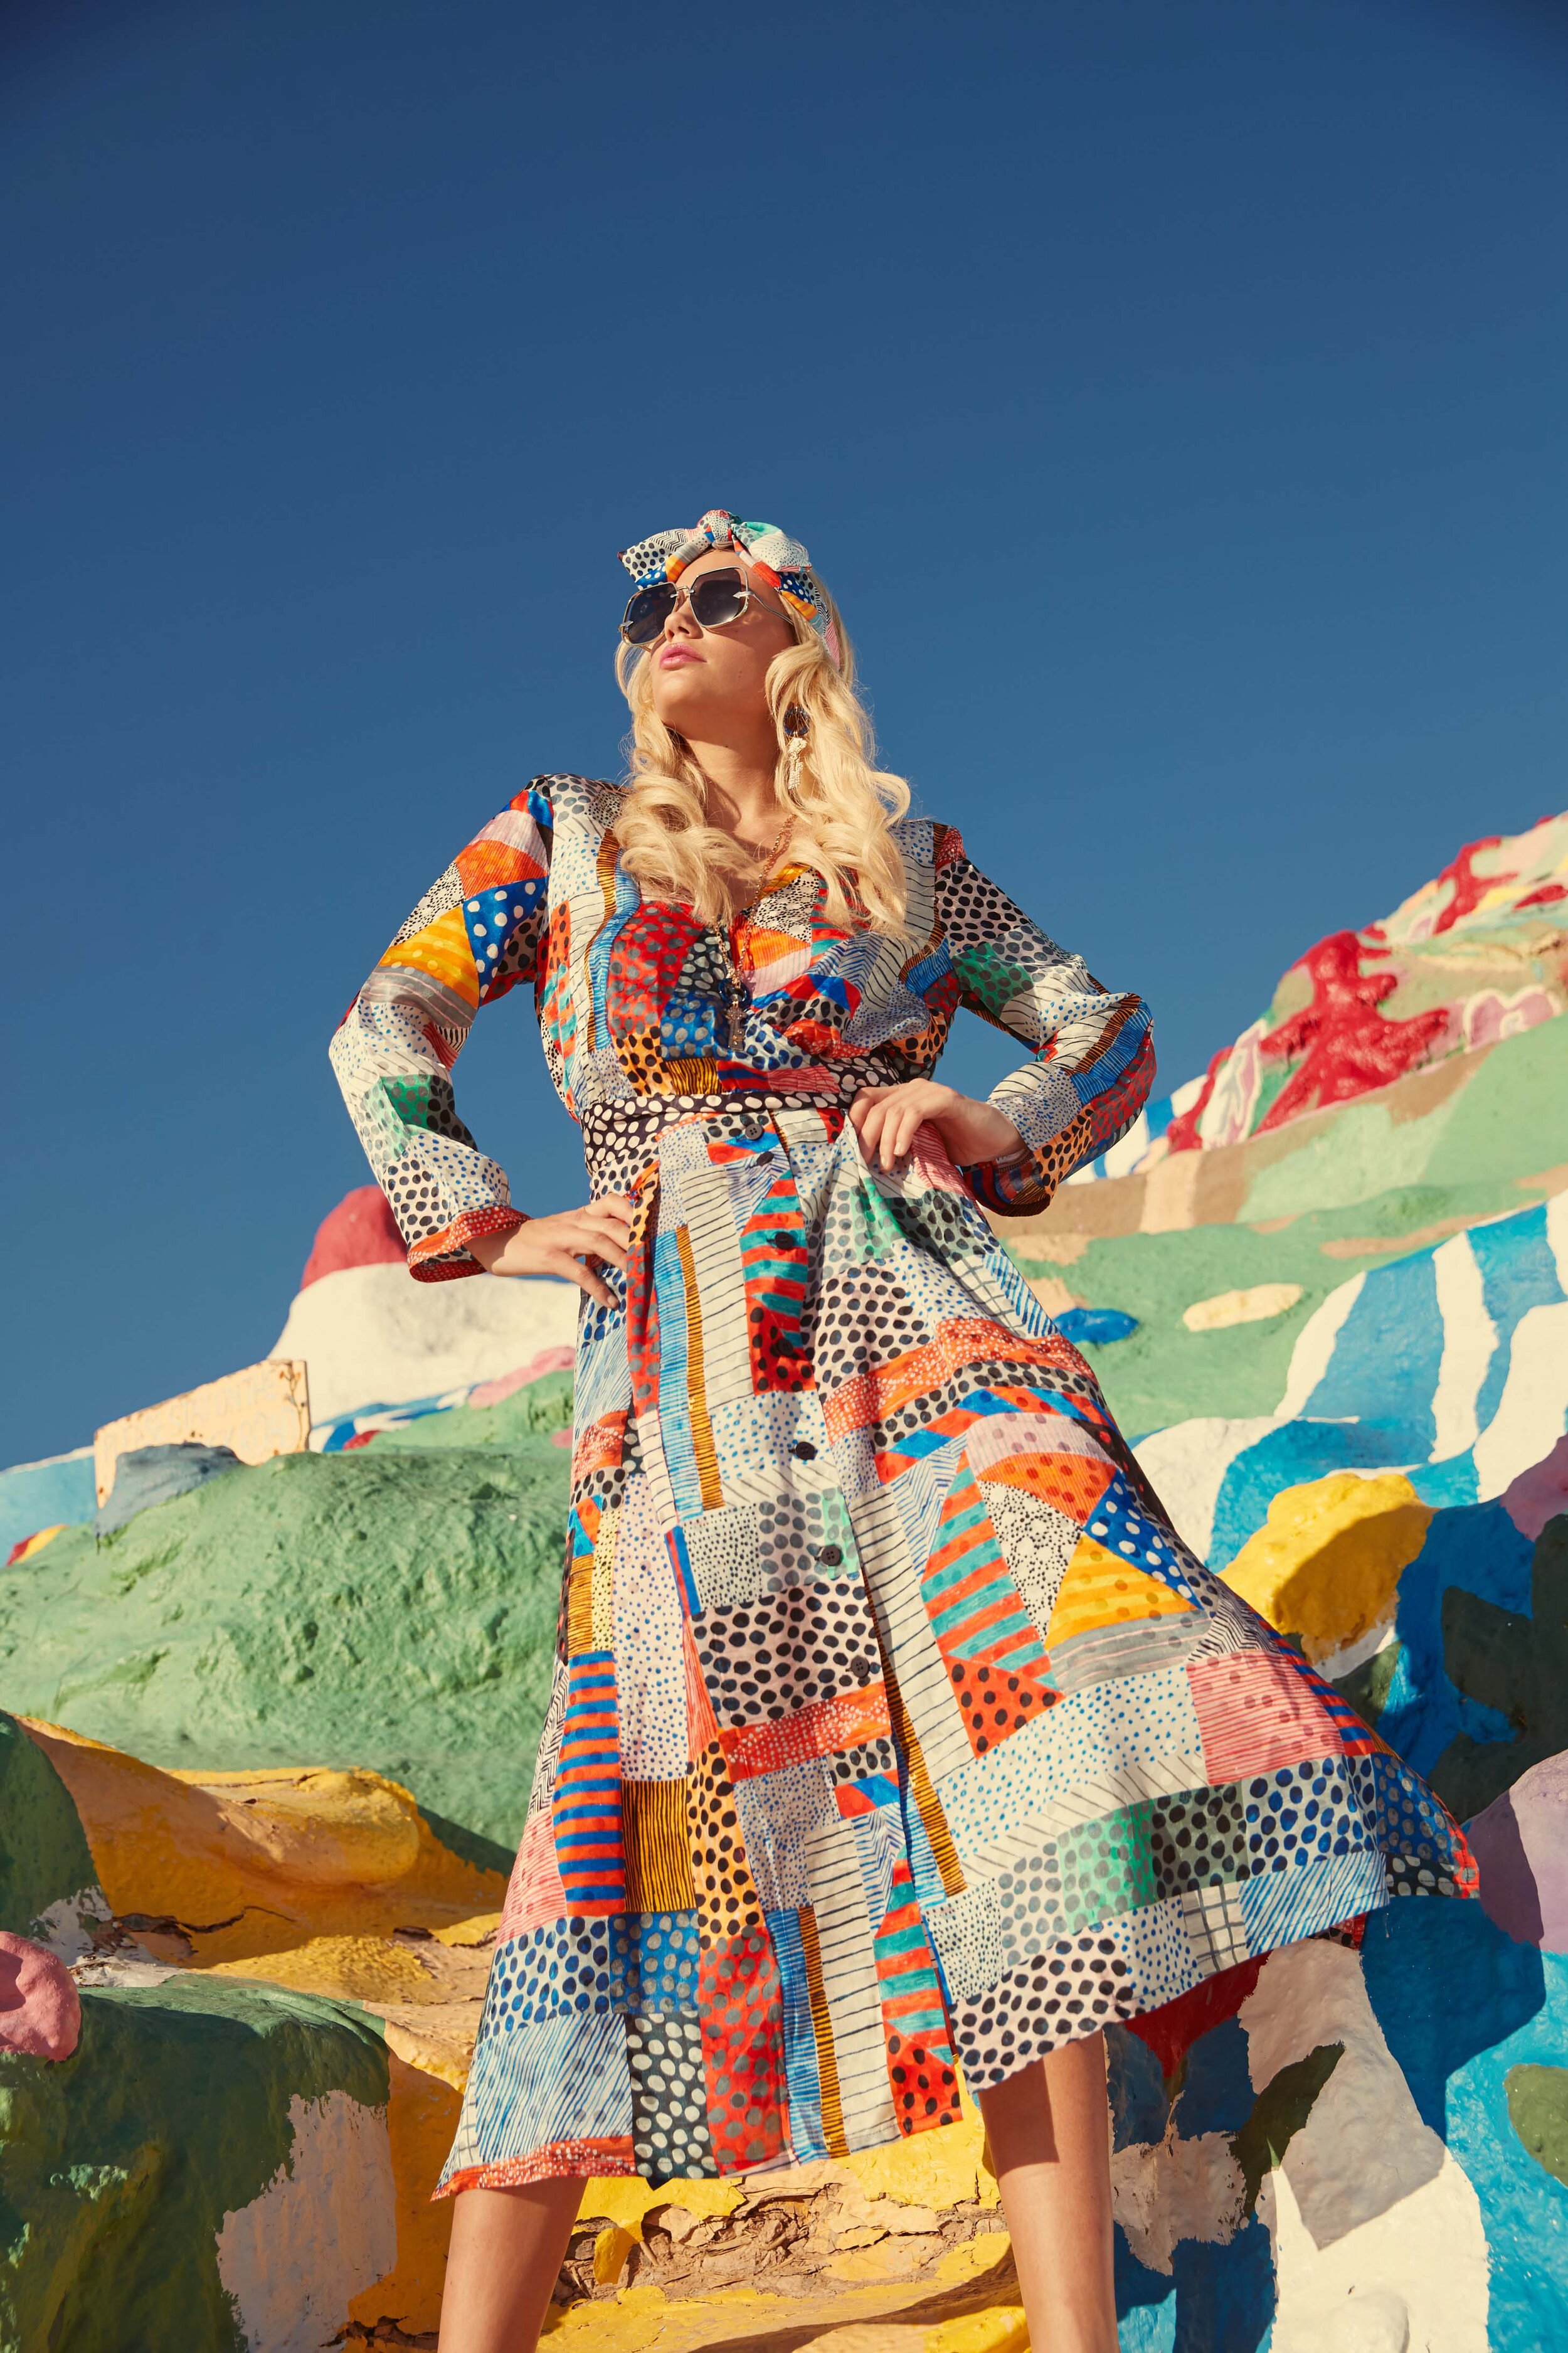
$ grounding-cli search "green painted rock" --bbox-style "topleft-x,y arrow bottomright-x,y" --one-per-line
0,1975 -> 391,2353
0,1712 -> 101,1943
0,1410 -> 572,1851
1505,2061 -> 1568,2189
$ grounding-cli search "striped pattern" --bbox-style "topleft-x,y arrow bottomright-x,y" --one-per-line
1189,1650 -> 1357,1784
924,1464 -> 1054,1687
622,1777 -> 694,1913
766,1906 -> 829,2162
1044,1536 -> 1194,1646
874,1860 -> 953,2051
851,1483 -> 975,1790
881,1661 -> 967,1899
565,1507 -> 598,1658
741,1174 -> 812,1393
553,1651 -> 623,1910
805,1816 -> 898,2150
797,1903 -> 847,2157
446,2008 -> 633,2190
1238,1841 -> 1388,1957
674,1224 -> 724,1511
680,1166 -> 753,1410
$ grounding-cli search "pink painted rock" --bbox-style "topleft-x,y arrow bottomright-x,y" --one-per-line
1502,1434 -> 1568,1541
1467,1750 -> 1568,1954
300,1186 -> 406,1288
468,1346 -> 577,1410
0,1930 -> 82,2061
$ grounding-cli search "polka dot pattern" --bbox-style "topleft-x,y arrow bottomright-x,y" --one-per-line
887,2031 -> 961,2135
695,1581 -> 882,1727
689,1741 -> 765,1950
950,1933 -> 1138,2088
627,2014 -> 714,2180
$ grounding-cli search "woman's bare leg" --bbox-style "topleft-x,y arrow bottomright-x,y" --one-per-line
976,2033 -> 1118,2353
437,2176 -> 586,2353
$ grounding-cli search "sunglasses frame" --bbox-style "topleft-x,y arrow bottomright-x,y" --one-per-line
618,565 -> 781,648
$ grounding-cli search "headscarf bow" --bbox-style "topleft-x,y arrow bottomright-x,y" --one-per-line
618,508 -> 840,666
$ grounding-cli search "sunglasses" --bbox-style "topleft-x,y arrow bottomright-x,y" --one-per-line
619,566 -> 776,647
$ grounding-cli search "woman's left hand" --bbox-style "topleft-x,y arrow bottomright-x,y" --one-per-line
849,1080 -> 1025,1173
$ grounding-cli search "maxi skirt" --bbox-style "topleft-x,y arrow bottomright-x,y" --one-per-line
438,1103 -> 1476,2193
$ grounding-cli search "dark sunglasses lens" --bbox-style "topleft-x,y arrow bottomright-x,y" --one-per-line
622,584 -> 676,644
689,570 -> 750,629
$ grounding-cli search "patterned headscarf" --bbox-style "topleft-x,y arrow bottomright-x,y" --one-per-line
618,508 -> 841,666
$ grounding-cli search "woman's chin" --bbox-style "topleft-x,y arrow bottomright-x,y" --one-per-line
650,685 -> 719,735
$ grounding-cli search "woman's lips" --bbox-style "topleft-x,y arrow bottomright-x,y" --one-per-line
657,645 -> 701,669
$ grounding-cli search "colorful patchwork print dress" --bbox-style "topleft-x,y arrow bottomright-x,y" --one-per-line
330,774 -> 1476,2194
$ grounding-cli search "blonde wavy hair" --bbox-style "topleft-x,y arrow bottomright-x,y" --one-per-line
613,578 -> 913,937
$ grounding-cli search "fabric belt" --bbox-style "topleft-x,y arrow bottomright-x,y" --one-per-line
627,1097 -> 849,1192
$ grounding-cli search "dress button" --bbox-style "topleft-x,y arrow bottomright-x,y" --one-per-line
813,1544 -> 843,1567
740,1113 -> 768,1141
792,1440 -> 817,1461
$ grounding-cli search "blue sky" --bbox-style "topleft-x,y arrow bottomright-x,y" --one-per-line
5,0 -> 1565,1468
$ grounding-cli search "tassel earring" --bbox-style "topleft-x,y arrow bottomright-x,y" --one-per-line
781,704 -> 810,805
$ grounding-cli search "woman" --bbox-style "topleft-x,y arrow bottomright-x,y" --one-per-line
331,511 -> 1475,2353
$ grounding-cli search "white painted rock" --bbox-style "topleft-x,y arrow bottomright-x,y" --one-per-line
1278,2287 -> 1411,2352
1182,1283 -> 1304,1332
270,1260 -> 578,1421
216,2090 -> 396,2352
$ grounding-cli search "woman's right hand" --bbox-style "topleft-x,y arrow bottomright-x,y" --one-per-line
469,1195 -> 632,1309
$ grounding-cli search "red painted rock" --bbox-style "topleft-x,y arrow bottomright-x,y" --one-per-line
300,1186 -> 406,1288
468,1346 -> 576,1409
0,1930 -> 82,2061
1125,1955 -> 1265,2083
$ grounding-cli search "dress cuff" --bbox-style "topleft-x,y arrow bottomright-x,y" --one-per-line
963,1143 -> 1057,1216
963,1103 -> 1101,1218
408,1204 -> 527,1284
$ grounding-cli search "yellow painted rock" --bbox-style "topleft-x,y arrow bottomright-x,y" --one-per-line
346,2049 -> 462,2340
925,2308 -> 1029,2353
579,2174 -> 745,2234
1219,1470 -> 1432,1663
1182,1283 -> 1303,1332
179,1765 -> 422,1886
19,1719 -> 504,1963
841,2090 -> 999,2211
437,1909 -> 504,1947
7,1524 -> 66,1563
205,1933 -> 445,2004
594,2223 -> 639,2285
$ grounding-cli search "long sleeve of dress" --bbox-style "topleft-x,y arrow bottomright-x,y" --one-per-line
329,780 -> 554,1282
929,825 -> 1155,1216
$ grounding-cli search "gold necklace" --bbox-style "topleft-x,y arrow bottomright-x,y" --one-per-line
720,814 -> 794,1055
